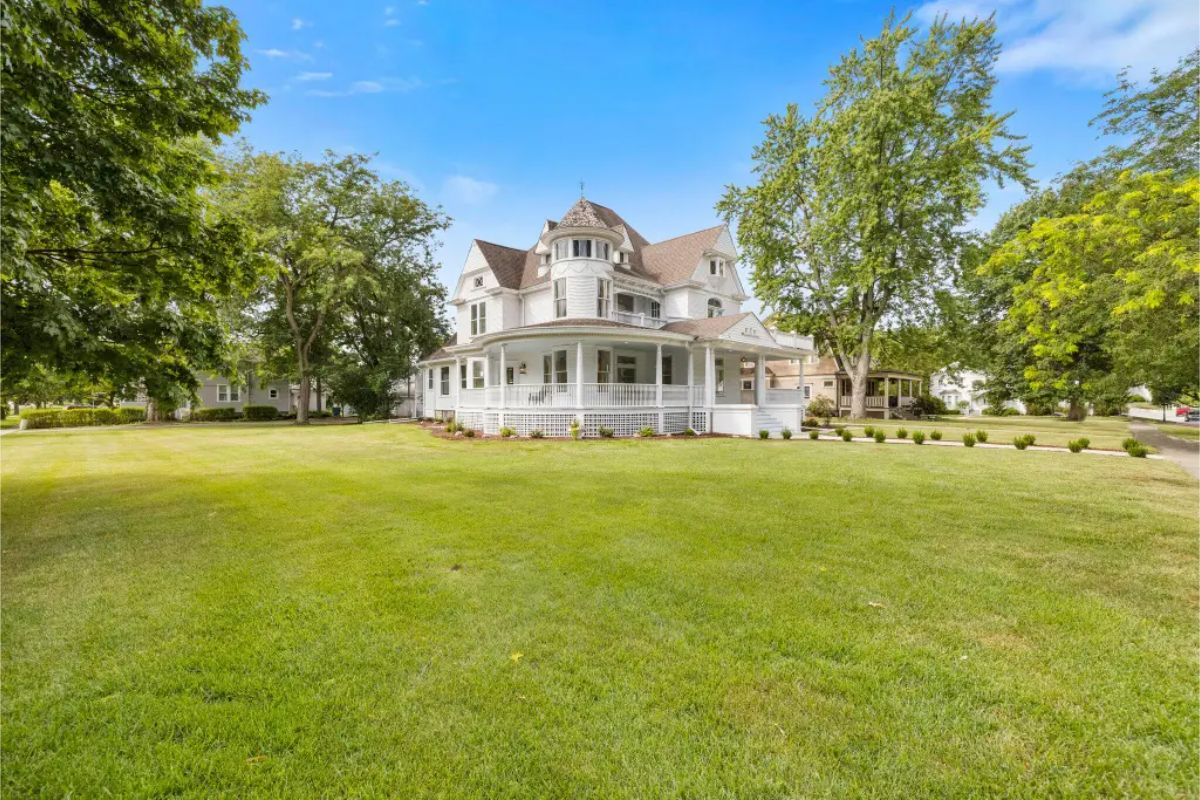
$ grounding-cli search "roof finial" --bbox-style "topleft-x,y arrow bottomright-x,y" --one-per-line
579,180 -> 585,199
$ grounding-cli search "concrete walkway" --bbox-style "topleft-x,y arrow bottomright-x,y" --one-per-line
1129,422 -> 1200,479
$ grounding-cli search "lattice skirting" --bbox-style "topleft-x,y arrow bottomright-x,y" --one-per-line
690,412 -> 709,433
454,408 -> 712,437
495,412 -> 576,438
580,412 -> 659,437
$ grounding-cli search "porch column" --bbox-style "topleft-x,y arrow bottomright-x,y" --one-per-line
754,354 -> 765,407
483,349 -> 491,390
453,357 -> 461,414
575,341 -> 584,408
655,343 -> 664,432
705,345 -> 716,432
883,373 -> 890,420
498,345 -> 507,409
686,345 -> 695,422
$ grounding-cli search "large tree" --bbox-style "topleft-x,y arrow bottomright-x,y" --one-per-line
1,1 -> 264,408
224,150 -> 449,423
719,13 -> 1030,417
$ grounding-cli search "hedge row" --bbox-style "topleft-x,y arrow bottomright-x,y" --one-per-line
189,405 -> 285,422
22,407 -> 146,428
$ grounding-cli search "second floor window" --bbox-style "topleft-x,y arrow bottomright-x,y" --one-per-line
572,239 -> 592,258
470,302 -> 487,335
554,240 -> 568,260
709,258 -> 725,276
473,275 -> 484,288
554,278 -> 567,318
596,279 -> 611,318
707,298 -> 724,318
650,300 -> 661,319
598,241 -> 610,260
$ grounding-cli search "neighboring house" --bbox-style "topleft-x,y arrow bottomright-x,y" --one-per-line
929,366 -> 1026,416
189,373 -> 294,414
418,198 -> 813,436
391,374 -> 422,418
766,353 -> 924,419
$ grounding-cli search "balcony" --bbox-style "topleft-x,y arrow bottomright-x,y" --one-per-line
612,311 -> 668,329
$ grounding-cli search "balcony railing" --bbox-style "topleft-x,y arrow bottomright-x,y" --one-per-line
613,311 -> 667,329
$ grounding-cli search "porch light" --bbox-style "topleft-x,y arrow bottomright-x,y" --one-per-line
519,362 -> 527,375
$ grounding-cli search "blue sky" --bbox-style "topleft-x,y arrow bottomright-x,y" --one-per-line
224,0 -> 1197,314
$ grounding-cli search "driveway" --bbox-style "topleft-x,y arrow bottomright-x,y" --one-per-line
1130,422 -> 1200,479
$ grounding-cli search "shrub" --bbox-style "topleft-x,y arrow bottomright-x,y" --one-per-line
808,429 -> 819,440
973,429 -> 987,443
529,429 -> 545,439
873,429 -> 886,443
243,405 -> 279,421
781,428 -> 792,440
862,425 -> 875,437
832,425 -> 845,434
1013,435 -> 1034,450
840,429 -> 853,441
1122,437 -> 1139,452
895,428 -> 908,439
1024,401 -> 1056,416
983,405 -> 1019,417
21,409 -> 63,428
569,419 -> 581,440
499,426 -> 516,438
117,407 -> 146,423
463,428 -> 477,438
807,396 -> 835,420
638,426 -> 655,438
597,426 -> 614,438
1127,442 -> 1149,458
1024,434 -> 1036,447
912,431 -> 926,445
681,428 -> 696,437
930,430 -> 942,441
962,433 -> 976,447
190,408 -> 239,422
444,420 -> 460,433
758,429 -> 769,439
803,416 -> 820,429
1077,437 -> 1090,450
1067,439 -> 1084,453
910,394 -> 948,417
92,408 -> 121,425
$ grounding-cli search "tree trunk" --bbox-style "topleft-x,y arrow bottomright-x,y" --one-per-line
146,399 -> 160,423
296,376 -> 311,424
316,377 -> 323,412
847,358 -> 871,419
1066,398 -> 1087,421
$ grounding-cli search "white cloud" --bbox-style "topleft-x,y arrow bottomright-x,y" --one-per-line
384,18 -> 402,27
255,48 -> 312,62
916,0 -> 1197,83
384,4 -> 397,14
442,175 -> 498,205
306,77 -> 424,97
291,17 -> 311,31
295,71 -> 333,82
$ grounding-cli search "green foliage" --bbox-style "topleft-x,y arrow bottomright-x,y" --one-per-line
1077,437 -> 1090,449
719,13 -> 1029,416
895,428 -> 908,439
808,429 -> 820,440
529,429 -> 545,439
21,407 -> 143,428
499,426 -> 516,438
909,395 -> 948,417
873,429 -> 886,443
781,428 -> 792,440
962,433 -> 977,447
975,430 -> 989,443
1067,440 -> 1084,453
930,430 -> 943,440
118,408 -> 146,424
638,427 -> 655,438
840,429 -> 853,442
596,426 -> 614,438
570,420 -> 582,440
1013,434 -> 1036,450
242,405 -> 279,421
758,429 -> 770,439
1122,437 -> 1141,453
190,408 -> 239,423
803,416 -> 821,429
983,406 -> 1020,417
463,428 -> 476,439
862,425 -> 876,437
806,397 -> 835,420
682,428 -> 697,437
2,1 -> 265,402
1127,442 -> 1149,458
912,431 -> 926,445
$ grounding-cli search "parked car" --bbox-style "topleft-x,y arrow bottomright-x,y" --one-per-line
1186,410 -> 1200,422
1175,406 -> 1191,417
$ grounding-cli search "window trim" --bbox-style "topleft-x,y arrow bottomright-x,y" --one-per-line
596,348 -> 612,384
707,298 -> 724,318
268,388 -> 279,399
596,278 -> 611,318
439,367 -> 450,396
553,278 -> 567,318
472,275 -> 485,288
470,302 -> 487,336
471,360 -> 485,389
217,384 -> 240,403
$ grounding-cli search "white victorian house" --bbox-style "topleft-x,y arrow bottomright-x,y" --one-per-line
418,198 -> 813,437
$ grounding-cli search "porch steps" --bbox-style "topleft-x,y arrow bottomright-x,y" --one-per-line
755,409 -> 793,437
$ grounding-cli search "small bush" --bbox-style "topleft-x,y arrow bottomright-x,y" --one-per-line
832,425 -> 845,434
1023,434 -> 1035,446
804,416 -> 820,429
638,426 -> 655,438
444,420 -> 460,433
243,405 -> 279,421
983,405 -> 1019,416
975,430 -> 989,443
190,407 -> 240,422
569,420 -> 581,440
1122,436 -> 1139,452
21,409 -> 63,428
117,407 -> 146,423
895,427 -> 908,439
1077,437 -> 1090,450
1013,435 -> 1032,450
91,408 -> 121,425
807,396 -> 836,420
862,425 -> 875,437
873,429 -> 886,443
962,433 -> 976,447
681,428 -> 696,437
529,429 -> 545,439
463,428 -> 477,438
781,428 -> 792,440
758,429 -> 769,439
808,429 -> 819,440
499,426 -> 515,438
597,426 -> 614,438
1067,439 -> 1084,453
1127,442 -> 1149,458
912,431 -> 926,445
840,429 -> 853,441
930,430 -> 942,441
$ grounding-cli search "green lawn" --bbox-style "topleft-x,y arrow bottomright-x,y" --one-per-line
3,424 -> 1196,798
1151,421 -> 1200,441
836,414 -> 1136,450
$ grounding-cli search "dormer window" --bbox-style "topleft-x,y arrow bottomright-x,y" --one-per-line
616,251 -> 628,265
473,276 -> 484,288
709,258 -> 725,276
470,302 -> 487,335
707,298 -> 723,318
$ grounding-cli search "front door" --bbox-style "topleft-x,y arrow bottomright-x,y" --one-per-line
616,354 -> 637,384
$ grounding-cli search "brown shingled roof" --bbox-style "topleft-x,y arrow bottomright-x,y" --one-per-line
558,198 -> 608,228
641,225 -> 723,285
661,311 -> 752,338
474,240 -> 528,290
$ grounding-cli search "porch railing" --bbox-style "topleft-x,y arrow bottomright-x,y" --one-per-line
501,383 -> 575,408
613,311 -> 667,329
765,388 -> 805,405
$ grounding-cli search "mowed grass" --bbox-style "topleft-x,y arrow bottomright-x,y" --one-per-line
2,424 -> 1196,799
837,415 -> 1136,450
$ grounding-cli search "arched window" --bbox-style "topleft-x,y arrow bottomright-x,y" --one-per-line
707,298 -> 723,318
